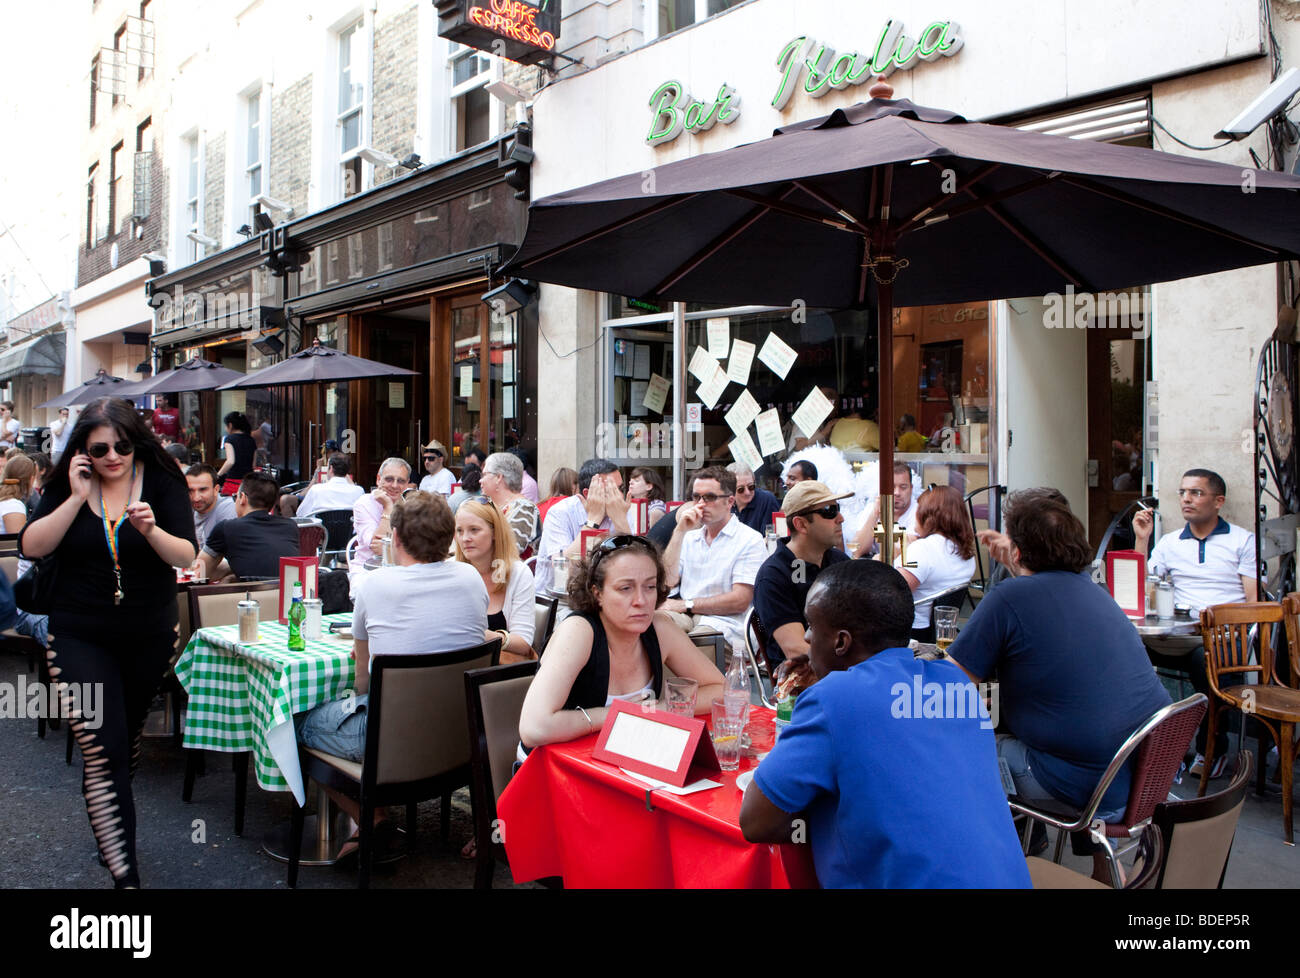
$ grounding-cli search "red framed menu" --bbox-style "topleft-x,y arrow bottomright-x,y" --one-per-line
1106,549 -> 1146,619
772,511 -> 788,538
592,700 -> 721,787
278,556 -> 319,623
580,528 -> 609,555
666,500 -> 685,512
629,497 -> 650,535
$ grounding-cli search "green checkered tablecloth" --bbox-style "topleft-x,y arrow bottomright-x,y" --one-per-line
175,614 -> 355,800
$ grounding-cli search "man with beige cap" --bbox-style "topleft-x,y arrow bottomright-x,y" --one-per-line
419,439 -> 455,495
752,480 -> 853,672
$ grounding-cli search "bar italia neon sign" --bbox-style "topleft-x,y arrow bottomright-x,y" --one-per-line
646,19 -> 963,146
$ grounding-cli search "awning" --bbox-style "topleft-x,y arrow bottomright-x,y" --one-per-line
0,332 -> 65,384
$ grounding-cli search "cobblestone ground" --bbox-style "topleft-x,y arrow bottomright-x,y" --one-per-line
0,651 -> 530,890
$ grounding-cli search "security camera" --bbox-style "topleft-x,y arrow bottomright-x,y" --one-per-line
486,80 -> 529,106
1217,66 -> 1300,139
251,193 -> 294,216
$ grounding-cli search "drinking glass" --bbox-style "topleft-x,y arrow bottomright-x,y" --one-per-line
713,716 -> 742,772
665,677 -> 698,716
934,605 -> 959,653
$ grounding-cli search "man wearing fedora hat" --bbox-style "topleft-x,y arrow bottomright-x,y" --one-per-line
752,480 -> 853,673
419,440 -> 455,496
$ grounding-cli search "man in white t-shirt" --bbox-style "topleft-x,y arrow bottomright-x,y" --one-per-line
49,408 -> 72,460
851,461 -> 920,557
295,493 -> 488,844
418,439 -> 456,495
298,454 -> 364,517
1133,468 -> 1257,779
661,466 -> 767,653
0,402 -> 19,451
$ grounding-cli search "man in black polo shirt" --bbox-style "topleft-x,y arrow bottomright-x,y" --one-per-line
751,480 -> 852,673
200,471 -> 301,581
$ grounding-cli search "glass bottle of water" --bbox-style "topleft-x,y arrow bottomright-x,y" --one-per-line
724,648 -> 750,726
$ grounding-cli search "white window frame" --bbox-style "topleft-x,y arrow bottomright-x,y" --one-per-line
335,16 -> 371,199
241,85 -> 270,229
180,130 -> 203,264
646,0 -> 744,42
446,42 -> 496,152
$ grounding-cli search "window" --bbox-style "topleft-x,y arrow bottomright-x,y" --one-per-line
246,91 -> 263,224
109,142 -> 124,236
655,0 -> 744,39
137,0 -> 153,81
86,163 -> 99,246
449,45 -> 493,152
184,133 -> 201,261
337,20 -> 365,196
134,118 -> 153,226
89,55 -> 99,129
112,25 -> 126,106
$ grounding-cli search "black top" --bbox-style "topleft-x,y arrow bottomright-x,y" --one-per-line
563,610 -> 664,711
735,487 -> 780,536
205,511 -> 301,580
487,610 -> 507,632
222,431 -> 257,481
647,506 -> 678,549
22,462 -> 196,631
751,541 -> 851,671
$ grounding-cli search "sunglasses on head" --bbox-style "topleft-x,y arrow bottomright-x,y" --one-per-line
86,439 -> 135,459
793,502 -> 840,522
589,534 -> 652,572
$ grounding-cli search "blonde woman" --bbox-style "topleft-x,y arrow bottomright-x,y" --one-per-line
0,454 -> 34,533
454,498 -> 536,663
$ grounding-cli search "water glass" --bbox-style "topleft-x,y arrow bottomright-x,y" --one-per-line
713,716 -> 743,771
934,605 -> 959,652
665,677 -> 698,716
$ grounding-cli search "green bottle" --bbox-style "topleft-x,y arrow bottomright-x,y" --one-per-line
287,580 -> 306,651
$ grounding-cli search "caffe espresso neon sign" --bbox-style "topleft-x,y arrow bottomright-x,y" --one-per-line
468,0 -> 556,51
646,19 -> 963,146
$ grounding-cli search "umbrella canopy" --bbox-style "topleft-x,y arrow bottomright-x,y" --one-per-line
505,94 -> 1300,533
36,372 -> 140,409
133,357 -> 246,396
218,341 -> 417,389
507,97 -> 1300,309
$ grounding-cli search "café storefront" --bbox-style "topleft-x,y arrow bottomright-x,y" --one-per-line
529,0 -> 1277,546
147,136 -> 534,486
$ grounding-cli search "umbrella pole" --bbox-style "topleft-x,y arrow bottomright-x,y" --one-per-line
877,278 -> 895,565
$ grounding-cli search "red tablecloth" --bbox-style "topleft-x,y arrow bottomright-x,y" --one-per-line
498,707 -> 816,888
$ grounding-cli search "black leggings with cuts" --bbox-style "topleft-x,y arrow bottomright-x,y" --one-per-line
46,624 -> 176,888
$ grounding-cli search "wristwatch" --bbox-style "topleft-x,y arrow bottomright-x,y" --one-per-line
584,520 -> 602,529
684,599 -> 695,615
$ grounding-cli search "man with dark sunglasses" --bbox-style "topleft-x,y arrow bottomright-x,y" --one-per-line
727,462 -> 779,536
752,480 -> 853,673
660,465 -> 766,653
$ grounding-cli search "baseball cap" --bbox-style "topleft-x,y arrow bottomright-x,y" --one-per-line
782,480 -> 853,517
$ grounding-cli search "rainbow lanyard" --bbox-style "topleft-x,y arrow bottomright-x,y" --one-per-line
99,461 -> 138,605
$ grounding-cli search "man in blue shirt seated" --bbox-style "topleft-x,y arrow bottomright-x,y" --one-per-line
949,488 -> 1171,882
739,560 -> 1030,889
728,462 -> 779,536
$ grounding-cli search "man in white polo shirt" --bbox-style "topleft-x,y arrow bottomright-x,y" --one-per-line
660,465 -> 767,654
298,454 -> 364,517
1133,468 -> 1257,779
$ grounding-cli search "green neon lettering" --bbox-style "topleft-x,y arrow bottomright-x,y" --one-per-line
647,81 -> 685,145
917,22 -> 946,59
870,20 -> 903,74
829,51 -> 856,88
893,33 -> 921,71
939,21 -> 963,54
716,84 -> 741,124
772,37 -> 808,109
846,52 -> 874,84
683,100 -> 705,131
803,43 -> 834,96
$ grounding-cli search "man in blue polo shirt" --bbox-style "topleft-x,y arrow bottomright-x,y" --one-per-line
1133,468 -> 1256,779
740,560 -> 1029,888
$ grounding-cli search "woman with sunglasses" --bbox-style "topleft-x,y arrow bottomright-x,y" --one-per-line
897,485 -> 976,642
454,498 -> 536,663
20,397 -> 197,888
519,536 -> 724,749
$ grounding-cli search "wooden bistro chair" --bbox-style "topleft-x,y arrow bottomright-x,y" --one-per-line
1010,694 -> 1207,887
182,579 -> 280,835
465,660 -> 539,888
1153,750 -> 1253,888
1202,601 -> 1300,843
288,637 -> 502,889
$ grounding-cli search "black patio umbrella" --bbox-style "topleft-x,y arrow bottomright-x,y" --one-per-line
505,91 -> 1300,530
132,356 -> 246,396
36,371 -> 140,409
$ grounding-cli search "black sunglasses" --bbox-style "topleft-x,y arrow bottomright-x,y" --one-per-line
793,502 -> 840,522
86,439 -> 135,459
589,534 -> 652,571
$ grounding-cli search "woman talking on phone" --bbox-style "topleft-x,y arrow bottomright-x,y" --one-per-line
20,398 -> 196,888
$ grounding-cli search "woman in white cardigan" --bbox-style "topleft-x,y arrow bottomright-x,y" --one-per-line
453,497 -> 536,662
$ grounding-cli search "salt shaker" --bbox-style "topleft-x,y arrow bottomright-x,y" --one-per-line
302,596 -> 324,641
238,595 -> 260,644
1155,577 -> 1175,621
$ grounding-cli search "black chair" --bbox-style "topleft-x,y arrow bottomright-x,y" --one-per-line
741,607 -> 775,709
465,660 -> 539,888
315,508 -> 355,566
1153,750 -> 1252,888
288,637 -> 502,888
533,597 -> 558,656
964,484 -> 1006,606
1094,496 -> 1158,568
